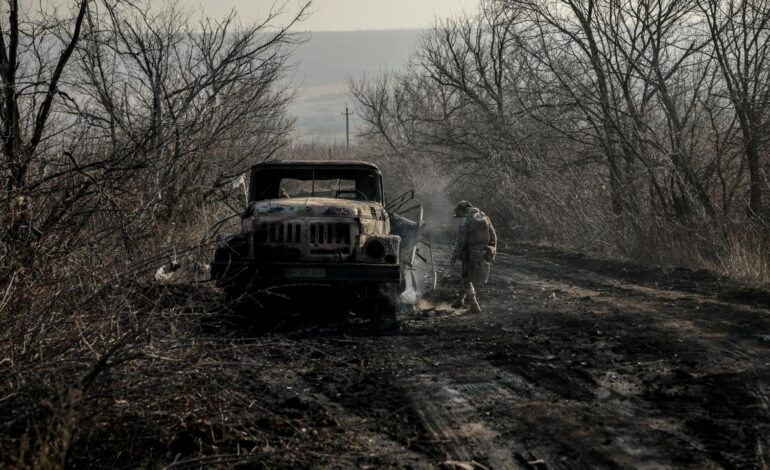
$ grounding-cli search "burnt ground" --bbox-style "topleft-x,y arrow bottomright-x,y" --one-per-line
78,243 -> 770,468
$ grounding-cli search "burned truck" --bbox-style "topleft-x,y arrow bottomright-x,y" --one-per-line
210,160 -> 421,319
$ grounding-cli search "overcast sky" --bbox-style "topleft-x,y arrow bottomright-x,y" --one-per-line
179,0 -> 481,31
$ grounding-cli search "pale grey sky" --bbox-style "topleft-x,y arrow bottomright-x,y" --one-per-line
180,0 -> 481,31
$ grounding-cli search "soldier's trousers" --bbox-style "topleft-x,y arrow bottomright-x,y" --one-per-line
459,256 -> 490,297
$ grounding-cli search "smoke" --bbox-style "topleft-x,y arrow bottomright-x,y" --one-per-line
352,148 -> 460,309
395,169 -> 458,310
400,283 -> 419,304
398,242 -> 440,308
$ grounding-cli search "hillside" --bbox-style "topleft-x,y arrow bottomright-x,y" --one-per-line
288,30 -> 421,141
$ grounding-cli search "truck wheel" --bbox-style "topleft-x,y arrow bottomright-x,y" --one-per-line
223,281 -> 249,311
222,273 -> 260,312
367,283 -> 399,331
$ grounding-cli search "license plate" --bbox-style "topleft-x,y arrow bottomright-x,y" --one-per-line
284,268 -> 326,278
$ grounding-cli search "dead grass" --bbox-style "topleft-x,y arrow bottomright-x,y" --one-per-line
0,200 -> 258,467
0,274 -> 354,468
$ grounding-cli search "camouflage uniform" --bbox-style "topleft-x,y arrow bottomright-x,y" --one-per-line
450,201 -> 497,313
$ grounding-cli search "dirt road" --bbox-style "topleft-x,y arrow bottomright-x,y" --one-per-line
173,244 -> 770,468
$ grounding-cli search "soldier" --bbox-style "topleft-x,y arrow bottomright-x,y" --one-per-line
450,201 -> 497,313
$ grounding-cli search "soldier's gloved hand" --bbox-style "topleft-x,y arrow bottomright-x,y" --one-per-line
484,246 -> 496,263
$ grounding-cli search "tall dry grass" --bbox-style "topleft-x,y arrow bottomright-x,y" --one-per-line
0,186 -> 267,466
328,141 -> 770,285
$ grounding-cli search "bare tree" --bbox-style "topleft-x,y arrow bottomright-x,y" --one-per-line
518,0 -> 724,219
699,0 -> 770,223
0,0 -> 310,277
1,0 -> 89,243
72,0 -> 309,219
352,1 -> 533,178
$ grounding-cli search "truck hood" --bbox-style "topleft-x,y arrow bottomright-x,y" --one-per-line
247,197 -> 385,219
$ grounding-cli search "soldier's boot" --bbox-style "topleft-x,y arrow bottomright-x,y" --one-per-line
451,294 -> 466,309
468,296 -> 481,314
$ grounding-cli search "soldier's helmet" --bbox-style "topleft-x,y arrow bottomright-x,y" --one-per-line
454,200 -> 473,218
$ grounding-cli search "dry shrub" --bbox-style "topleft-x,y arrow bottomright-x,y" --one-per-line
707,228 -> 769,283
2,278 -> 289,467
0,1 -> 322,466
0,195 -> 329,467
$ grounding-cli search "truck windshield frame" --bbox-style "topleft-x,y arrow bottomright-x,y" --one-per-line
249,167 -> 384,203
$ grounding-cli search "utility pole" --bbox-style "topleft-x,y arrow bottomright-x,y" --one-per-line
343,103 -> 352,147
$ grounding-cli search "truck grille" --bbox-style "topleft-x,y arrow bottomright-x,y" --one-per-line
309,222 -> 351,245
255,220 -> 356,258
256,221 -> 302,244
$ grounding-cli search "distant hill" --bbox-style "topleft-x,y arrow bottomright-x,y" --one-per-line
287,30 -> 422,142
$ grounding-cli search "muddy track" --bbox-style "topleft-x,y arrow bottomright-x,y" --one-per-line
216,243 -> 770,468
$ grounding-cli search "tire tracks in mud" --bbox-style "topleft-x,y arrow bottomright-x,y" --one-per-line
396,245 -> 769,468
291,342 -> 546,468
401,369 -> 530,468
495,250 -> 770,366
248,244 -> 770,468
485,248 -> 766,467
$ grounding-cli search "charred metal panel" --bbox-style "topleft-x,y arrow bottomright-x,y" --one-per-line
211,161 -> 422,294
